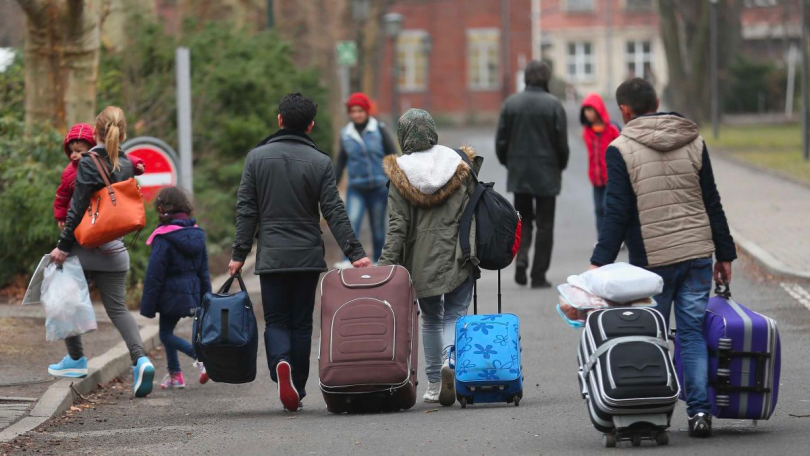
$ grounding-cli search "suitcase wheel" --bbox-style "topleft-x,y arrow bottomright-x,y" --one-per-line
513,396 -> 520,407
459,397 -> 467,409
655,431 -> 669,446
602,433 -> 617,448
631,434 -> 642,447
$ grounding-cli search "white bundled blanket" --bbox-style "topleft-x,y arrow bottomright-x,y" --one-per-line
568,262 -> 664,304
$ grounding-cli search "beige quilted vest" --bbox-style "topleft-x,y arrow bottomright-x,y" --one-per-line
612,115 -> 715,268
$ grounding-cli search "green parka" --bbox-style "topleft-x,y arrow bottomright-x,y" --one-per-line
378,146 -> 482,298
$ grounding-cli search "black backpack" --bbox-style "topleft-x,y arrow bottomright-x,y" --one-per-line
455,149 -> 522,271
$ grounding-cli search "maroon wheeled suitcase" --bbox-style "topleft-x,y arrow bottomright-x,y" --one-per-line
319,265 -> 419,413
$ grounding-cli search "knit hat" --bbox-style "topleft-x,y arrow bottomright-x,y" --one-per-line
63,123 -> 96,158
346,92 -> 371,113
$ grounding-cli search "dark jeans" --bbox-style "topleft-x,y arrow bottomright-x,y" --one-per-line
347,185 -> 388,262
514,194 -> 556,283
593,185 -> 607,237
260,272 -> 321,399
159,314 -> 196,374
648,257 -> 713,416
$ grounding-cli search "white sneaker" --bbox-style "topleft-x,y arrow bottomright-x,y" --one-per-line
423,382 -> 441,403
439,359 -> 456,406
333,260 -> 353,270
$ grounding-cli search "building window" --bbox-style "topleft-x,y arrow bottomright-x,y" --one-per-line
626,40 -> 654,81
467,28 -> 500,91
566,42 -> 595,81
397,31 -> 428,92
625,0 -> 653,11
564,0 -> 595,12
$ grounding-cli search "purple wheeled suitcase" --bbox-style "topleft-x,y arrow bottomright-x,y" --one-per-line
674,284 -> 781,420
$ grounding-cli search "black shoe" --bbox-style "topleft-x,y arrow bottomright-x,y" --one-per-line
531,280 -> 552,289
688,413 -> 712,438
515,267 -> 527,286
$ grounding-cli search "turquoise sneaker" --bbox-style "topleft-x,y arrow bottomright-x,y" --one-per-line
132,356 -> 155,398
48,355 -> 88,378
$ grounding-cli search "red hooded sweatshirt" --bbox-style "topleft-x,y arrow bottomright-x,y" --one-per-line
54,123 -> 145,221
580,94 -> 621,188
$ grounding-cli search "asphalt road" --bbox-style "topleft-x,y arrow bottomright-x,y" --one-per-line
7,123 -> 810,455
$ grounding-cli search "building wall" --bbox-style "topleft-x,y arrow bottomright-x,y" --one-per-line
378,0 -> 532,123
540,0 -> 667,100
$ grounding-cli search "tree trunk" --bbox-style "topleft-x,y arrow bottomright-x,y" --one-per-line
17,0 -> 104,133
101,0 -> 156,52
658,0 -> 688,115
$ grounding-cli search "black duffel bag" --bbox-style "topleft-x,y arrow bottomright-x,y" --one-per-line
193,273 -> 258,384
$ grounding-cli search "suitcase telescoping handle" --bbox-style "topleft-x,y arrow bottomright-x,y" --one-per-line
472,269 -> 502,315
218,272 -> 248,295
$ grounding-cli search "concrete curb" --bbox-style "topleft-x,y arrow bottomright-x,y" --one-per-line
731,227 -> 810,280
0,324 -> 161,443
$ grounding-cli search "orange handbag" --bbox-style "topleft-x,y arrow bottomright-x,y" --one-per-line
74,152 -> 146,249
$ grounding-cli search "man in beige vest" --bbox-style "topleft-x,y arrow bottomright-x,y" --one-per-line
590,78 -> 736,438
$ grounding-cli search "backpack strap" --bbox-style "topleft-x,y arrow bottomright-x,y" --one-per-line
454,148 -> 483,264
459,179 -> 485,265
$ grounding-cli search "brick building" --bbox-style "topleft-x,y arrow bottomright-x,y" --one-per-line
378,0 -> 533,123
539,0 -> 667,101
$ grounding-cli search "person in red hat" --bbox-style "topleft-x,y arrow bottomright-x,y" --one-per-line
54,123 -> 145,229
333,92 -> 398,268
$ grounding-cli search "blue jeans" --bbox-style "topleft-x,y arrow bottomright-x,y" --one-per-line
347,185 -> 388,262
648,257 -> 713,416
260,272 -> 321,399
159,314 -> 196,374
593,186 -> 606,236
419,277 -> 474,383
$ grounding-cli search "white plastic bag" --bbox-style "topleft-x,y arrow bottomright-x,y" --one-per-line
568,262 -> 664,304
22,255 -> 50,305
41,257 -> 97,342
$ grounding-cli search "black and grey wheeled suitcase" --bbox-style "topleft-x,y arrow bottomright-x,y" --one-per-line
577,307 -> 679,448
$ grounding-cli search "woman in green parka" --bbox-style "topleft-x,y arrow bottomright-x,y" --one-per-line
378,109 -> 482,407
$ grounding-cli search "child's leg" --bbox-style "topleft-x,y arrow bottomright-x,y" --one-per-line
158,314 -> 195,374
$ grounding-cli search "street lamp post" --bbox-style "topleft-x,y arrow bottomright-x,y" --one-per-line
383,13 -> 403,124
422,34 -> 433,111
710,0 -> 719,139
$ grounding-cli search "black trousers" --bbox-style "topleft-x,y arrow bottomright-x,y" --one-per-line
260,272 -> 321,399
514,194 -> 556,283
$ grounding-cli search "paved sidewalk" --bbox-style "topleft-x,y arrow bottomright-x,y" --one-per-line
711,153 -> 810,279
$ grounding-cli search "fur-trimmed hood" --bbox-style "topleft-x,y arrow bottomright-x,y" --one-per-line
384,145 -> 475,207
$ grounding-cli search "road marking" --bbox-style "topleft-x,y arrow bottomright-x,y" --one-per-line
780,283 -> 810,311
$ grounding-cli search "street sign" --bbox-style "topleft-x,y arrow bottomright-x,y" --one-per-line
122,137 -> 179,202
336,41 -> 358,67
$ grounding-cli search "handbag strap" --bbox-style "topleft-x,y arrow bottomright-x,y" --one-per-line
218,272 -> 248,294
87,152 -> 112,187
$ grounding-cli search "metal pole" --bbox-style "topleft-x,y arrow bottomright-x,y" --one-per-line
787,44 -> 797,119
391,37 -> 399,124
501,0 -> 512,99
710,0 -> 719,139
175,47 -> 194,196
802,0 -> 809,161
531,0 -> 541,61
266,0 -> 274,29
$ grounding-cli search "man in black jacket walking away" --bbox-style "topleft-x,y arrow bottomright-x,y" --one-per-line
496,60 -> 570,288
229,93 -> 371,412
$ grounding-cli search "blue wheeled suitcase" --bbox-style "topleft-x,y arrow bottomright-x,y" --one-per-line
673,283 -> 781,421
193,273 -> 259,384
454,271 -> 523,408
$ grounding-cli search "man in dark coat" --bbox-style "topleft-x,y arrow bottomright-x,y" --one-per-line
496,60 -> 570,288
228,93 -> 371,412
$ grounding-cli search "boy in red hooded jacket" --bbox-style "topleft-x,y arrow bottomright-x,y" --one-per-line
580,93 -> 621,237
54,123 -> 145,229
